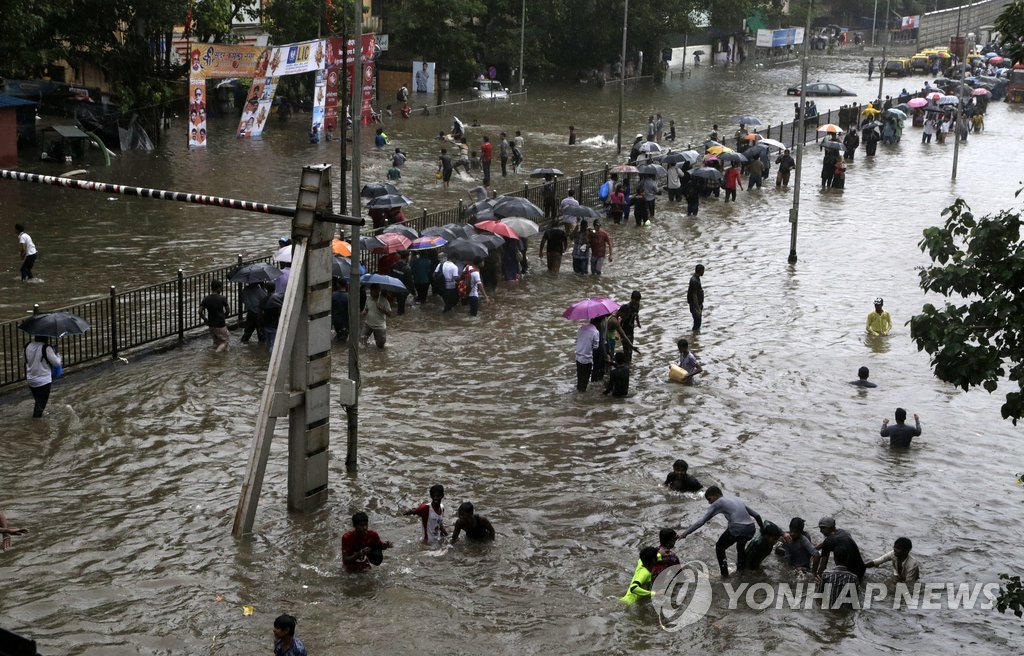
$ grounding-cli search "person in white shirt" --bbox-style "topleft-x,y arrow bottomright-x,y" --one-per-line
16,223 -> 38,281
25,335 -> 61,417
575,318 -> 601,391
865,536 -> 920,584
464,256 -> 489,316
436,254 -> 460,313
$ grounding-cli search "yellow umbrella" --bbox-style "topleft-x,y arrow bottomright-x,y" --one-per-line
817,124 -> 844,134
707,145 -> 733,155
861,107 -> 881,116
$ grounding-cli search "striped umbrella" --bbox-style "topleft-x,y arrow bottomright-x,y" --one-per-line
409,235 -> 447,250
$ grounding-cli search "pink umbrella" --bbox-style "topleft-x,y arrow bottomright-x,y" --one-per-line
370,232 -> 412,254
971,87 -> 992,96
474,220 -> 521,240
562,297 -> 621,320
926,92 -> 945,101
907,97 -> 928,108
609,164 -> 639,174
990,56 -> 1005,65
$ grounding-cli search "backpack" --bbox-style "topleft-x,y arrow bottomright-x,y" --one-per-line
432,264 -> 447,294
599,180 -> 612,201
457,267 -> 475,299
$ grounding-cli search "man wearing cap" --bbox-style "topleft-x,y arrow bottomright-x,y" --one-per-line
813,517 -> 866,582
866,297 -> 892,335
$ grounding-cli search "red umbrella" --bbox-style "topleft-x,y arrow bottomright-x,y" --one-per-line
370,232 -> 412,253
474,220 -> 521,240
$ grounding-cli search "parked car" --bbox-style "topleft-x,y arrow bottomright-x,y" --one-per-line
785,82 -> 856,96
470,79 -> 509,100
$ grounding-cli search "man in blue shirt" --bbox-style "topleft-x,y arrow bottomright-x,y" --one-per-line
273,614 -> 307,656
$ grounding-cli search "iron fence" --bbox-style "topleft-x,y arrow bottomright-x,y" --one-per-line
0,256 -> 272,391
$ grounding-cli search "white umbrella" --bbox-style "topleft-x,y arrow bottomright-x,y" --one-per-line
273,245 -> 292,263
759,138 -> 788,150
500,217 -> 541,238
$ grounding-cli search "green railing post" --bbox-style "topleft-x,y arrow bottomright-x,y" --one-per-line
109,285 -> 118,360
177,269 -> 184,342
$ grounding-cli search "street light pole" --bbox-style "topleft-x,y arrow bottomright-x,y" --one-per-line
788,0 -> 812,265
518,0 -> 526,93
877,0 -> 890,101
346,0 -> 363,472
951,3 -> 970,181
616,0 -> 629,155
871,0 -> 878,46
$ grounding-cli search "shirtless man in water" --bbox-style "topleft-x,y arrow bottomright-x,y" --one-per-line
451,502 -> 495,542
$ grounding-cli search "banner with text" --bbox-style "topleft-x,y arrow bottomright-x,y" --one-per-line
265,39 -> 328,77
189,43 -> 266,79
237,77 -> 277,139
312,70 -> 327,137
188,74 -> 208,148
328,34 -> 378,125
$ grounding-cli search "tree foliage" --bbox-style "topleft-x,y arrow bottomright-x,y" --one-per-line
0,0 -> 65,78
910,192 -> 1024,424
996,0 -> 1024,65
997,573 -> 1024,618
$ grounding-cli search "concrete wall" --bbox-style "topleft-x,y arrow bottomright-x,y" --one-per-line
917,0 -> 1012,50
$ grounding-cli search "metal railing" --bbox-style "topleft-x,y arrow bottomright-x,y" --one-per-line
0,255 -> 272,391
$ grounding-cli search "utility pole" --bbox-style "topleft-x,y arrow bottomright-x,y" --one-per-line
518,0 -> 526,93
871,0 -> 878,46
951,2 -> 970,181
877,0 -> 890,102
338,12 -> 347,214
345,0 -> 363,472
789,0 -> 812,265
616,0 -> 629,155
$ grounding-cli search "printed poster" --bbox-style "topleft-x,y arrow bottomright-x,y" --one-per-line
328,34 -> 378,125
324,65 -> 339,133
312,70 -> 327,136
413,60 -> 435,94
237,77 -> 277,138
188,74 -> 207,148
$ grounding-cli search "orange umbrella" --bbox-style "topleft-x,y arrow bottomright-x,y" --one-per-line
744,133 -> 761,141
331,239 -> 352,256
817,124 -> 844,134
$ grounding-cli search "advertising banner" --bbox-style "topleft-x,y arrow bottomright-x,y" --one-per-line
756,30 -> 772,48
188,74 -> 207,148
312,70 -> 327,137
324,65 -> 340,134
237,77 -> 277,138
265,39 -> 328,77
329,34 -> 378,125
188,44 -> 266,79
901,15 -> 921,30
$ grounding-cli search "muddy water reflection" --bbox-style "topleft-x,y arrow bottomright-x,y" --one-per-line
2,55 -> 1023,655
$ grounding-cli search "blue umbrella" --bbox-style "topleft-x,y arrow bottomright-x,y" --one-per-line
360,273 -> 408,294
333,256 -> 367,278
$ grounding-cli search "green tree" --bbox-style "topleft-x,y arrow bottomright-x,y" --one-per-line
387,0 -> 487,83
910,192 -> 1024,424
997,573 -> 1024,619
0,0 -> 65,78
193,0 -> 260,43
995,0 -> 1024,65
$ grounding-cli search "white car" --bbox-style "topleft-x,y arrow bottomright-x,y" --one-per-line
471,79 -> 509,100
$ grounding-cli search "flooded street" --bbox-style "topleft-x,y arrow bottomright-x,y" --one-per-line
2,54 -> 1023,655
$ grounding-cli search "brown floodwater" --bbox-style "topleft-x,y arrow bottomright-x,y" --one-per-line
1,55 -> 1023,655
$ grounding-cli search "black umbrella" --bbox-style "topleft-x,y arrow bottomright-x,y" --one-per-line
382,224 -> 419,240
718,152 -> 748,163
561,205 -> 600,218
423,224 -> 470,242
820,140 -> 844,152
528,168 -> 564,178
744,145 -> 768,160
470,233 -> 506,251
332,256 -> 367,279
19,312 -> 91,338
690,167 -> 723,182
360,182 -> 400,199
366,194 -> 414,209
228,262 -> 283,284
445,238 -> 490,261
492,196 -> 544,219
467,199 -> 496,217
636,164 -> 667,176
662,150 -> 700,165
